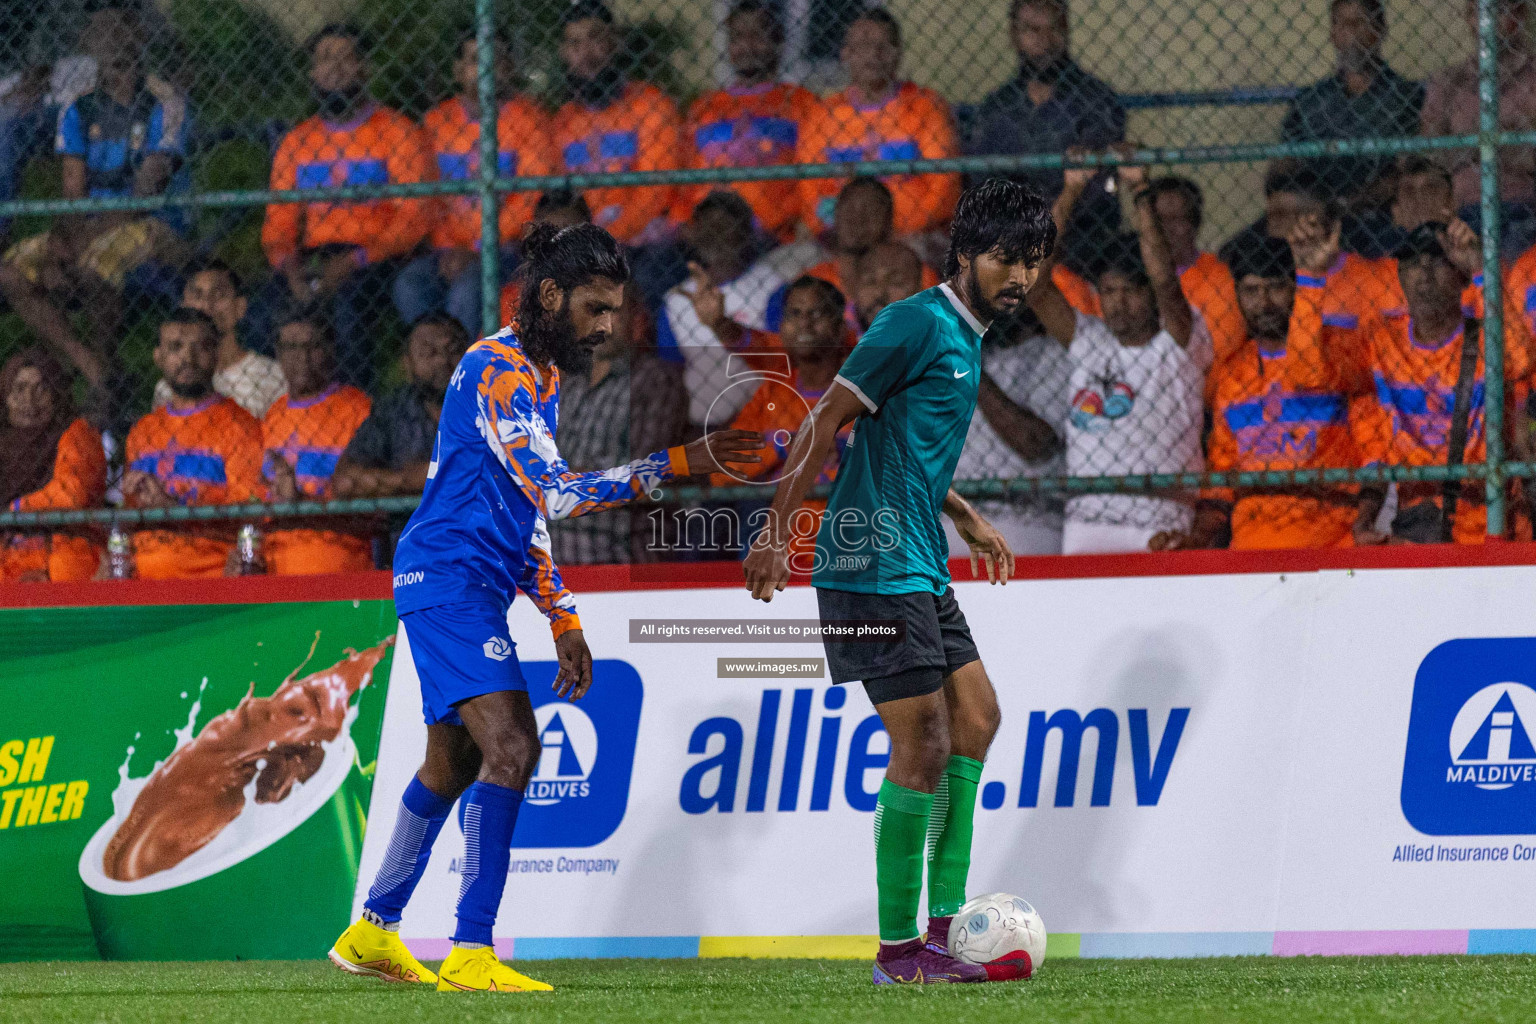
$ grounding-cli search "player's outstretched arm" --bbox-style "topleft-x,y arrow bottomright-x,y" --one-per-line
742,383 -> 866,602
943,489 -> 1015,585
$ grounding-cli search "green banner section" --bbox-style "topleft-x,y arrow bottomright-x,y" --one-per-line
0,600 -> 396,962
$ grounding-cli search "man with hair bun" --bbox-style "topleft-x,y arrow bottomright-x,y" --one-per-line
329,221 -> 762,994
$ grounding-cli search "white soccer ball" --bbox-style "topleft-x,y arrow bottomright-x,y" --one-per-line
947,892 -> 1047,979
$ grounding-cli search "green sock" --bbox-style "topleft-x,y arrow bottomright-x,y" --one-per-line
873,778 -> 934,943
925,755 -> 984,918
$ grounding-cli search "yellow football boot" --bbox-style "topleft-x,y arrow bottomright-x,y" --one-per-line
435,946 -> 554,993
328,918 -> 438,984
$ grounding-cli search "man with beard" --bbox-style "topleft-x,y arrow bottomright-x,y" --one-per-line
744,179 -> 1051,985
552,0 -> 682,245
331,314 -> 470,501
1151,236 -> 1376,551
329,222 -> 761,993
1281,0 -> 1424,207
261,23 -> 433,389
966,0 -> 1124,266
121,308 -> 263,579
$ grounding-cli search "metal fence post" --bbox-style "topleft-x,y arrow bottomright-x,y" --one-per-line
477,0 -> 501,340
1478,0 -> 1507,536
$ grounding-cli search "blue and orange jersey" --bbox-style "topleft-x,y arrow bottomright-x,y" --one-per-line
797,82 -> 960,237
263,103 -> 436,269
262,384 -> 374,576
672,82 -> 821,241
262,384 -> 373,497
554,82 -> 683,245
1296,251 -> 1397,339
1205,283 -> 1370,549
125,397 -> 263,579
423,96 -> 556,251
1507,244 -> 1536,346
1,417 -> 107,583
1357,283 -> 1531,542
392,328 -> 688,636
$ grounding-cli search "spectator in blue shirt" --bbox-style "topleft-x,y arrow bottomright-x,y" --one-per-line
965,0 -> 1124,268
0,9 -> 188,427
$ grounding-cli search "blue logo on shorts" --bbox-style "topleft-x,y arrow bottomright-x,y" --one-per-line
513,659 -> 643,848
1401,639 -> 1536,836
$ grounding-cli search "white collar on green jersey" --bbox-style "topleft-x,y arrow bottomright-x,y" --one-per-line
939,281 -> 988,337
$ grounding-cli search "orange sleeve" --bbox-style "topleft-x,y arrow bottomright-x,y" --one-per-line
223,412 -> 267,503
365,120 -> 436,264
896,91 -> 960,235
611,92 -> 681,243
13,420 -> 106,512
262,130 -> 303,269
500,105 -> 555,243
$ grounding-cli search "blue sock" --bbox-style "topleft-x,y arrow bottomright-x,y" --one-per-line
363,776 -> 454,924
453,780 -> 524,947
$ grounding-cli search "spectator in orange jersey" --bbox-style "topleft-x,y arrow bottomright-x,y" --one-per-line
262,311 -> 375,575
1153,237 -> 1378,552
259,24 -> 434,389
332,314 -> 471,500
1145,177 -> 1243,365
672,1 -> 821,242
0,348 -> 106,583
122,309 -> 264,579
851,240 -> 926,334
797,9 -> 961,238
1284,201 -> 1397,367
393,31 -> 555,341
554,1 -> 682,245
1356,222 -> 1534,544
711,276 -> 853,568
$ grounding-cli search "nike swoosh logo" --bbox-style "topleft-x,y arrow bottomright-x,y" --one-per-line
954,369 -> 970,378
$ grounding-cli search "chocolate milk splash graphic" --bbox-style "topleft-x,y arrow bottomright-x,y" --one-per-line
101,637 -> 393,882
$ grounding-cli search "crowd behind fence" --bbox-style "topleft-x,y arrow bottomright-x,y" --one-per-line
0,0 -> 1531,582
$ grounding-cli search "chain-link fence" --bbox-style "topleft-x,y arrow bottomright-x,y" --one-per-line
0,0 -> 1529,580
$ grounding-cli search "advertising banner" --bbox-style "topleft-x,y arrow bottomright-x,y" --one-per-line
360,565 -> 1536,960
0,600 -> 396,962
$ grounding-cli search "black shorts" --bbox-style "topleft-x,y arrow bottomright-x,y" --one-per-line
815,585 -> 980,704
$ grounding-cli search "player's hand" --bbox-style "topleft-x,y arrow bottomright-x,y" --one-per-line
553,628 -> 594,699
743,529 -> 790,602
687,429 -> 764,475
954,508 -> 1014,585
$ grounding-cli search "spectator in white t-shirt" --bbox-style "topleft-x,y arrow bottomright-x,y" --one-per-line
1028,152 -> 1211,554
946,314 -> 1073,556
153,259 -> 286,418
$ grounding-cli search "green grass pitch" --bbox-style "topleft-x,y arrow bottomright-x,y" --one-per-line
3,955 -> 1535,1023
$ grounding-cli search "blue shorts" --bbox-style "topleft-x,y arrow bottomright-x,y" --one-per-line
400,601 -> 527,726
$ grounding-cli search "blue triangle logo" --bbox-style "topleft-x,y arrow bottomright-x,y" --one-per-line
1458,691 -> 1536,762
541,712 -> 586,777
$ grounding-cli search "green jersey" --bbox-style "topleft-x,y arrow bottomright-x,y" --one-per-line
813,283 -> 986,594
